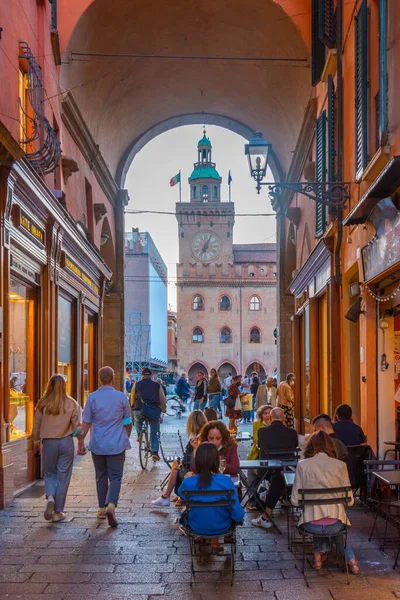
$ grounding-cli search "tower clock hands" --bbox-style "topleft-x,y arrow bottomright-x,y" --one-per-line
201,236 -> 211,253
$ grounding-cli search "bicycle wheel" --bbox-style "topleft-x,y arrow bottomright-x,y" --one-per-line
166,398 -> 179,417
139,421 -> 150,469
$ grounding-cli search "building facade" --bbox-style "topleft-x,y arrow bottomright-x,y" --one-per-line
176,133 -> 277,384
125,231 -> 168,376
277,0 -> 400,454
168,310 -> 178,373
0,2 -> 126,507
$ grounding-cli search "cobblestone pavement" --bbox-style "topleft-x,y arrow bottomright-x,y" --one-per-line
1,412 -> 399,600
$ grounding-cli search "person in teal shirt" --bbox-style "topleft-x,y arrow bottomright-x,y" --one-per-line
178,442 -> 244,537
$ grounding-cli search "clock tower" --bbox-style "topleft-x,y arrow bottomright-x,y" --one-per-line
176,130 -> 235,267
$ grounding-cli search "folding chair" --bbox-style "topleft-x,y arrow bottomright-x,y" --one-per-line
181,489 -> 237,586
364,459 -> 400,551
297,486 -> 352,587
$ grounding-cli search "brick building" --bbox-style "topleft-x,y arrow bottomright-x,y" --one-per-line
176,133 -> 277,384
168,310 -> 178,372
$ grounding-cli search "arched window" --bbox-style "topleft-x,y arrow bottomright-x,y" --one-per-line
202,149 -> 207,161
249,327 -> 261,343
202,185 -> 208,199
220,327 -> 232,343
192,295 -> 204,311
219,295 -> 231,311
250,296 -> 261,311
193,186 -> 197,198
213,185 -> 218,198
192,327 -> 203,343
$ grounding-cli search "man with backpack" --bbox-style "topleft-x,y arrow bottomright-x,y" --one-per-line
133,368 -> 166,461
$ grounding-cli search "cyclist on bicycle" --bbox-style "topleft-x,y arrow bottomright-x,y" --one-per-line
175,372 -> 191,404
133,368 -> 166,461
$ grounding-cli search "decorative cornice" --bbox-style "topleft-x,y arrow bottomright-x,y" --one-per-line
176,280 -> 276,288
61,92 -> 118,207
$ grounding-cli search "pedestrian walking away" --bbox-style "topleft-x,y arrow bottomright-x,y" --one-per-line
78,366 -> 132,527
32,374 -> 81,523
133,367 -> 166,460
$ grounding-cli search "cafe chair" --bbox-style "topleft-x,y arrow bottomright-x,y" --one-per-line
180,489 -> 237,586
259,447 -> 301,462
346,444 -> 373,501
364,459 -> 400,552
297,486 -> 352,587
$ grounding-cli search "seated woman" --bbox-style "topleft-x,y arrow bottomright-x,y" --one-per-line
248,404 -> 273,460
197,420 -> 240,476
152,410 -> 207,506
291,431 -> 359,573
178,442 -> 244,541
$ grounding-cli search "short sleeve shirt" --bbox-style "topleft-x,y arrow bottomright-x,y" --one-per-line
332,420 -> 367,446
83,386 -> 132,455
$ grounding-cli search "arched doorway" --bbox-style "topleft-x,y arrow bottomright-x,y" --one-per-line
245,362 -> 266,381
188,362 -> 208,385
218,362 -> 237,380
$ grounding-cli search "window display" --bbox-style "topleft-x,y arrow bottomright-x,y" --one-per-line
9,279 -> 36,439
83,311 -> 96,403
58,295 -> 74,396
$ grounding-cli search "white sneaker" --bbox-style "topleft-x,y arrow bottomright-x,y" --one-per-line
251,515 -> 273,530
52,512 -> 66,522
151,496 -> 170,507
44,499 -> 54,521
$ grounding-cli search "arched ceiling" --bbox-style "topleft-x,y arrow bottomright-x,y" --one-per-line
61,0 -> 311,185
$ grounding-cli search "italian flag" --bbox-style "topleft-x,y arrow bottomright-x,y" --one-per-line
169,172 -> 180,187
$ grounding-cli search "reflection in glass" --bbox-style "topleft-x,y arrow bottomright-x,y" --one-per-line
83,311 -> 96,404
58,296 -> 73,395
305,304 -> 310,421
9,280 -> 35,439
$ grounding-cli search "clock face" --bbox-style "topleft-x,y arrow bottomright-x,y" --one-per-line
191,232 -> 221,262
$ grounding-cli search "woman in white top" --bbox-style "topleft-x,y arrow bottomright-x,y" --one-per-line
291,431 -> 359,573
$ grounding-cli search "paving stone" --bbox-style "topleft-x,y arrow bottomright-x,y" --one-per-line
30,572 -> 93,583
99,583 -> 165,594
0,583 -> 47,594
20,562 -> 114,573
329,587 -> 397,600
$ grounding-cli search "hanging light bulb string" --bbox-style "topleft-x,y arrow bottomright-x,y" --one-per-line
363,282 -> 400,303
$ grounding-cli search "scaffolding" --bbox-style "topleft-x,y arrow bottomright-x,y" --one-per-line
125,312 -> 151,378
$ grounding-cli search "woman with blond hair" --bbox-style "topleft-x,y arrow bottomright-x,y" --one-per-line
151,409 -> 207,506
32,374 -> 81,522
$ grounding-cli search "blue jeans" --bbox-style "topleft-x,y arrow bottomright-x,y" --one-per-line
193,398 -> 207,411
251,394 -> 256,421
303,521 -> 355,562
209,393 -> 222,414
133,411 -> 160,453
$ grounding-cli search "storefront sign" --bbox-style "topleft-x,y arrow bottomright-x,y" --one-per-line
362,197 -> 400,281
64,255 -> 100,295
11,205 -> 45,245
10,255 -> 39,284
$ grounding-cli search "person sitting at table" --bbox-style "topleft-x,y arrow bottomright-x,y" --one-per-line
151,410 -> 207,507
291,431 -> 359,573
178,442 -> 244,550
197,420 -> 240,476
312,413 -> 348,462
248,405 -> 273,460
252,407 -> 298,529
333,404 -> 367,446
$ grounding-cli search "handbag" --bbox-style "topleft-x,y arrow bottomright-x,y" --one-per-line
223,396 -> 235,410
136,389 -> 162,421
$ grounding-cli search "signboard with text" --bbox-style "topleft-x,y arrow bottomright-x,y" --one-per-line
362,197 -> 400,281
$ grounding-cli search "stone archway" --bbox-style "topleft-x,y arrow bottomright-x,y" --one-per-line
218,362 -> 238,380
188,361 -> 208,385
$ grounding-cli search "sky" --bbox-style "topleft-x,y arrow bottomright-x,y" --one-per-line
124,125 -> 276,310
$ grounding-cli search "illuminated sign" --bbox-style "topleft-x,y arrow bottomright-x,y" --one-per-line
12,205 -> 45,245
64,256 -> 100,295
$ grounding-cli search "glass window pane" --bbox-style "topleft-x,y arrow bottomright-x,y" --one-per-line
83,311 -> 96,404
9,280 -> 36,439
58,296 -> 74,395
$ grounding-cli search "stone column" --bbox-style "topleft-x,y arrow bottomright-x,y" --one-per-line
103,189 -> 129,391
276,213 -> 295,382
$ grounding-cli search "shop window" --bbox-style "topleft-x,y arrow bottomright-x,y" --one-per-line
220,327 -> 232,343
58,295 -> 75,396
9,279 -> 37,439
192,327 -> 203,343
83,311 -> 97,404
219,295 -> 231,311
250,296 -> 261,311
249,327 -> 261,343
192,295 -> 204,311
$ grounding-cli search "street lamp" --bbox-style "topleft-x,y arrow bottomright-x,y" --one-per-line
245,131 -> 350,208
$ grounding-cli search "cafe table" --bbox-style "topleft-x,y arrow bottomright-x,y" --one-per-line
371,470 -> 400,551
383,441 -> 400,463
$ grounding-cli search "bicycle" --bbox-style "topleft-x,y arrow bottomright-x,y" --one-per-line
166,395 -> 187,417
137,415 -> 153,469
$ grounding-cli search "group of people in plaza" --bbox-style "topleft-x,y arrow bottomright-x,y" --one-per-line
32,363 -> 367,575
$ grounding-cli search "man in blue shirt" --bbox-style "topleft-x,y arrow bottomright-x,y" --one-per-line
333,404 -> 367,446
79,366 -> 132,527
175,372 -> 191,402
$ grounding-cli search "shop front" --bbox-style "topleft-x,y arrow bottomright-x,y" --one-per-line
290,239 -> 342,434
0,158 -> 111,507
